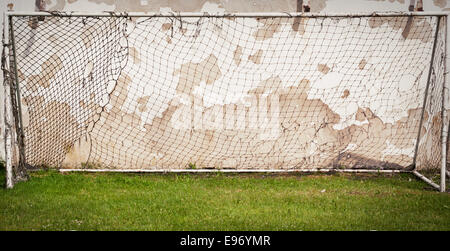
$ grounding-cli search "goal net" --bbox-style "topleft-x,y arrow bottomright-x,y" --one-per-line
3,12 -> 449,172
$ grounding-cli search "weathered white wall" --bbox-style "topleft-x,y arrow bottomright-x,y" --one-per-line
3,0 -> 449,13
1,0 -> 449,169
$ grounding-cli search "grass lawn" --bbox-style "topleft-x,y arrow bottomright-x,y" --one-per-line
0,169 -> 449,231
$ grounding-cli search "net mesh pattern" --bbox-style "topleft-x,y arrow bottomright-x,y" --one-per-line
8,14 -> 446,170
11,16 -> 127,167
415,17 -> 446,171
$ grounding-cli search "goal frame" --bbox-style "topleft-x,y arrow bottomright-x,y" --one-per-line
2,11 -> 449,192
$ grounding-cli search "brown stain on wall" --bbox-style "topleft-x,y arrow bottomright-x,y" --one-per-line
416,112 -> 444,170
355,107 -> 367,122
62,136 -> 90,167
173,54 -> 222,95
334,107 -> 421,168
27,54 -> 63,89
80,25 -> 97,48
109,73 -> 132,112
248,49 -> 263,65
247,76 -> 287,97
358,59 -> 367,70
162,23 -> 172,31
79,100 -> 87,109
368,17 -> 433,43
233,46 -> 243,66
128,47 -> 140,64
341,89 -> 350,99
137,96 -> 150,112
292,17 -> 307,35
276,84 -> 342,167
48,34 -> 59,45
317,64 -> 330,74
253,18 -> 284,41
23,96 -> 80,167
87,72 -> 171,167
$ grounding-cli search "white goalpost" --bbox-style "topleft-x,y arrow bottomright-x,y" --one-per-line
2,11 -> 449,191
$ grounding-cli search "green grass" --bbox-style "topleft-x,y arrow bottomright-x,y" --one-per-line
0,169 -> 449,231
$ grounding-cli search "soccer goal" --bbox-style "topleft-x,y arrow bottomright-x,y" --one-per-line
2,11 -> 449,191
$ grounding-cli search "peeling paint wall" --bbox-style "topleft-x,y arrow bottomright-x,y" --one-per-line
1,0 -> 449,170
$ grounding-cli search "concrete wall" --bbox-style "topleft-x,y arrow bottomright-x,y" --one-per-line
3,0 -> 449,13
1,0 -> 449,169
